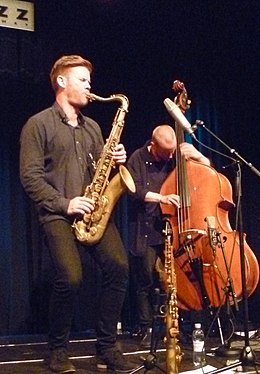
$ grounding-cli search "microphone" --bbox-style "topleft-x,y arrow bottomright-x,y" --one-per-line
163,98 -> 197,139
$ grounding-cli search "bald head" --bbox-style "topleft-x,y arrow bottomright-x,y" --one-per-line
150,125 -> 176,161
152,125 -> 176,148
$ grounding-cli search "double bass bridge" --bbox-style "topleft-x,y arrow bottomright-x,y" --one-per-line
179,228 -> 206,245
174,228 -> 207,259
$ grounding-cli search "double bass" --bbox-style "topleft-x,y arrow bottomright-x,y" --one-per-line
160,80 -> 259,310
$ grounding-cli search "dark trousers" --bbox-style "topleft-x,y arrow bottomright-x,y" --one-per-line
43,219 -> 129,354
130,244 -> 164,328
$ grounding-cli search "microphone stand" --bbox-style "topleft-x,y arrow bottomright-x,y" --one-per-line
205,227 -> 241,358
191,123 -> 260,373
129,288 -> 166,374
192,122 -> 260,179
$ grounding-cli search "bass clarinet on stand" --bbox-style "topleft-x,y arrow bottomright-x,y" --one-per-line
163,217 -> 182,374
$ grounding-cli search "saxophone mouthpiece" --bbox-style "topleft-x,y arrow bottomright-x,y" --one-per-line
86,92 -> 95,101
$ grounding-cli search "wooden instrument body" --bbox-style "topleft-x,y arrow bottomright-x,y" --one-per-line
161,154 -> 259,310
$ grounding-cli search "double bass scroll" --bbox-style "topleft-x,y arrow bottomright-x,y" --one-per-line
160,80 -> 259,311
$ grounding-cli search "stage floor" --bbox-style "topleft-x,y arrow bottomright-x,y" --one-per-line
0,332 -> 260,373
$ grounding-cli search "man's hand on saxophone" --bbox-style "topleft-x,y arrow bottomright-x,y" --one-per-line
111,143 -> 127,164
67,196 -> 95,216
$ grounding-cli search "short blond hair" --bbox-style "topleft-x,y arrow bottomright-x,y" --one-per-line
49,55 -> 93,91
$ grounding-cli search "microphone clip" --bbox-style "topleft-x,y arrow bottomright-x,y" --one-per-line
191,120 -> 204,133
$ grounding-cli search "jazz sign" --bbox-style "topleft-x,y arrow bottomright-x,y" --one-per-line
0,0 -> 34,32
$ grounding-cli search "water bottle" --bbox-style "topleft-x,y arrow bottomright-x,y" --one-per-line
192,323 -> 206,367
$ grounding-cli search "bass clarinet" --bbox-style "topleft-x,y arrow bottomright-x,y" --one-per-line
163,218 -> 182,373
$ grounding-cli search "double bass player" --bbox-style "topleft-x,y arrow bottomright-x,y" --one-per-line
127,124 -> 210,348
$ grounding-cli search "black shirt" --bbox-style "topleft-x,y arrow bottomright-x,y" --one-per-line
20,102 -> 104,224
127,141 -> 175,254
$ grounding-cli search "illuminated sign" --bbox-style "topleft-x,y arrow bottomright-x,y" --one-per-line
0,0 -> 34,32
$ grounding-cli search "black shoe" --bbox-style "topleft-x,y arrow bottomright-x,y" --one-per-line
96,348 -> 139,373
140,328 -> 152,349
49,348 -> 76,373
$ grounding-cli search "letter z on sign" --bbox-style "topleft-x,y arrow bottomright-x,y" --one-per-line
0,0 -> 34,32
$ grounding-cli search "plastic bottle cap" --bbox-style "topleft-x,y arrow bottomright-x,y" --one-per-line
195,323 -> 201,329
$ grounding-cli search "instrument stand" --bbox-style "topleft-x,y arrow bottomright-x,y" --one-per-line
193,124 -> 260,373
208,296 -> 242,358
129,288 -> 166,374
205,229 -> 241,358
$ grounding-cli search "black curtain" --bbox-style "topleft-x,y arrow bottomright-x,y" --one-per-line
0,1 -> 259,336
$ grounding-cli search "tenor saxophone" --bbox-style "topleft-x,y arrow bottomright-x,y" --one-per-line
72,93 -> 135,245
163,219 -> 182,374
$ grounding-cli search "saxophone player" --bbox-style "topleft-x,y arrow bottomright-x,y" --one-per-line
20,55 -> 138,374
